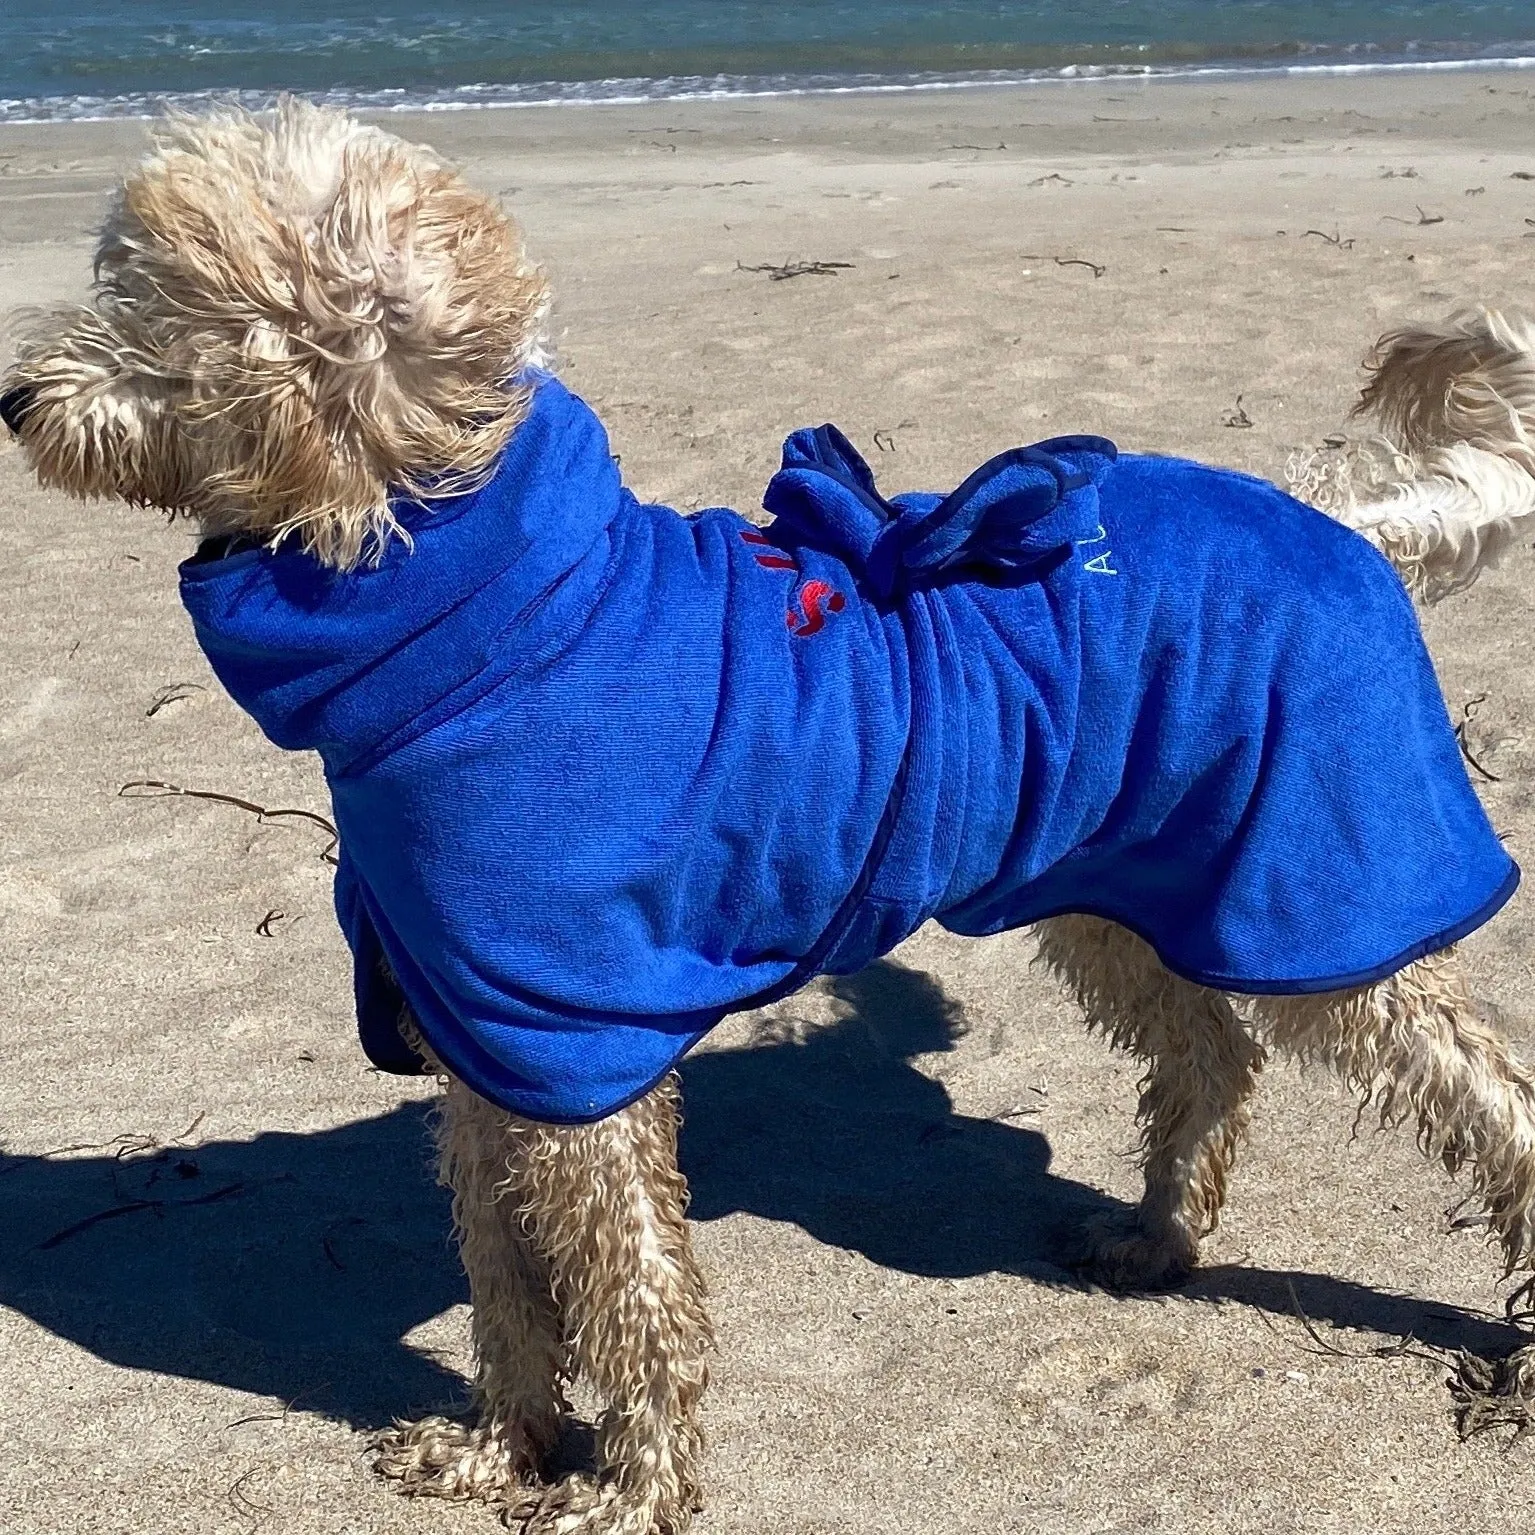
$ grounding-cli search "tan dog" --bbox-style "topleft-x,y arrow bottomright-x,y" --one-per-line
6,100 -> 1535,1535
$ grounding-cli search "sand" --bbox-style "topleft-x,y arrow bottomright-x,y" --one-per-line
3,69 -> 1535,1535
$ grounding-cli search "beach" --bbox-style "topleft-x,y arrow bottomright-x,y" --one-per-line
3,68 -> 1535,1534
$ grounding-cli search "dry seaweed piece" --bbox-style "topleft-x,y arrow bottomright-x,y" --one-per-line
735,259 -> 854,280
1450,1344 -> 1535,1447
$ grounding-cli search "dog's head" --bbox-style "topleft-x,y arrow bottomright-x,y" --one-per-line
1,98 -> 549,568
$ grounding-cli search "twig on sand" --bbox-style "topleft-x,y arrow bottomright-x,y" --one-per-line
228,1389 -> 324,1431
34,1174 -> 295,1251
1454,693 -> 1502,782
229,1399 -> 297,1432
1506,1273 -> 1535,1327
119,779 -> 339,864
1222,395 -> 1254,429
991,1085 -> 1050,1121
735,259 -> 854,281
872,418 -> 917,453
1444,1194 -> 1491,1233
1285,1281 -> 1446,1368
1020,254 -> 1106,278
2,1111 -> 206,1177
1382,206 -> 1444,226
228,1466 -> 273,1526
145,681 -> 205,717
1304,228 -> 1357,249
1028,172 -> 1073,187
319,1216 -> 364,1272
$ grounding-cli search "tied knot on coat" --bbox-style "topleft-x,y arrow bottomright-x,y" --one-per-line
762,424 -> 1119,602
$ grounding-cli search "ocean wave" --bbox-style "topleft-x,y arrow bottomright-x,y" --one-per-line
4,52 -> 1535,126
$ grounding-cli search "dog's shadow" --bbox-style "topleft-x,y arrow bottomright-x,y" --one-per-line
680,962 -> 1098,1278
0,959 -> 1525,1429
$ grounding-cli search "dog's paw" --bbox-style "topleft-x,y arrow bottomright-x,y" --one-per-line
373,1414 -> 542,1504
514,1474 -> 692,1535
1073,1217 -> 1198,1292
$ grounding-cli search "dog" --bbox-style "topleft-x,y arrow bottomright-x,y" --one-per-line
6,99 -> 1535,1535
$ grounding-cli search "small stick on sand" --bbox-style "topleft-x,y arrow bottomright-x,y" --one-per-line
1285,1281 -> 1448,1369
35,1175 -> 287,1251
1454,693 -> 1502,782
1020,254 -> 1106,277
145,681 -> 205,717
1304,228 -> 1357,249
118,779 -> 340,864
227,1466 -> 273,1523
2,1111 -> 207,1177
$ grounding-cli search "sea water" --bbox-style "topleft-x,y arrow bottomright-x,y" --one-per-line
3,1 -> 1532,123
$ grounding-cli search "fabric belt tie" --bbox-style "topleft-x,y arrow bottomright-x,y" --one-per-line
762,424 -> 1119,602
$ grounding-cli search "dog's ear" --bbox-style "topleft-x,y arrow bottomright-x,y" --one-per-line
2,297 -> 196,511
1356,308 -> 1535,473
4,99 -> 550,568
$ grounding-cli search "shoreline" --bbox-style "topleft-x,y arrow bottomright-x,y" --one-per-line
6,66 -> 1534,175
4,49 -> 1535,126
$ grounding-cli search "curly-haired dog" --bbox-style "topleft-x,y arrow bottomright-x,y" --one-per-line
7,101 -> 1535,1534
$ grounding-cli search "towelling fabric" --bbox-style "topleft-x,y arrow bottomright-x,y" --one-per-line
179,374 -> 1518,1124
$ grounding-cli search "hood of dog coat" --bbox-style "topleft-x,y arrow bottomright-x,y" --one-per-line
177,374 -> 627,770
176,374 -> 940,1121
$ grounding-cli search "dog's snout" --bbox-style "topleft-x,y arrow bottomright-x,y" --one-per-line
0,384 -> 38,437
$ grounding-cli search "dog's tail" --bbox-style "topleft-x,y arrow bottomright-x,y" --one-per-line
1289,308 -> 1535,602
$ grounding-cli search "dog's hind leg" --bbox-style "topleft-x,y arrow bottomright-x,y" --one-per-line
515,1072 -> 712,1535
1249,947 -> 1535,1282
1036,915 -> 1267,1287
375,1071 -> 568,1504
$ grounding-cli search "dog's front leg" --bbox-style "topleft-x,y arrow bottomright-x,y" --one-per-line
375,1072 -> 567,1504
518,1073 -> 713,1535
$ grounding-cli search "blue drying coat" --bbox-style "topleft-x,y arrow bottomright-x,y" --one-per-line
179,374 -> 1517,1123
